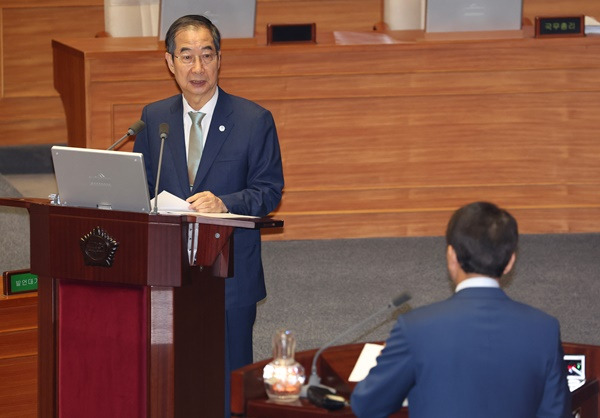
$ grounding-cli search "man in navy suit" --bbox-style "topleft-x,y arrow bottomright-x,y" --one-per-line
133,15 -> 283,416
351,202 -> 571,418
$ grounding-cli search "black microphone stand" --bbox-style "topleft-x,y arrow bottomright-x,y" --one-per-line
152,123 -> 169,214
107,120 -> 146,151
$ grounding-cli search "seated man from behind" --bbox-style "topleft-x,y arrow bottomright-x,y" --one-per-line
351,201 -> 571,418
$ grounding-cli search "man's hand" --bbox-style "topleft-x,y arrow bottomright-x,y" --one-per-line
186,191 -> 228,213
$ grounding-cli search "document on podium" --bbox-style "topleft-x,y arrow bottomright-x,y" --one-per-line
151,190 -> 258,219
350,343 -> 409,407
349,343 -> 384,382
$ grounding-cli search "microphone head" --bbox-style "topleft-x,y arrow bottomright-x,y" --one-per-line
159,123 -> 169,139
391,292 -> 411,308
128,120 -> 146,136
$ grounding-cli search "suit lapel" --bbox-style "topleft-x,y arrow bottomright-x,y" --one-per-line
192,88 -> 234,191
164,97 -> 191,197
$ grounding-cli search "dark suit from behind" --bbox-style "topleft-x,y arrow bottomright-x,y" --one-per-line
351,287 -> 571,418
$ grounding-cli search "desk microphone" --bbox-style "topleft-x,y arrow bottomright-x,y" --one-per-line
300,292 -> 411,400
107,120 -> 146,150
152,123 -> 169,214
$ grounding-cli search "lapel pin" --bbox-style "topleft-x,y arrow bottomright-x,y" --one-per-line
219,125 -> 225,132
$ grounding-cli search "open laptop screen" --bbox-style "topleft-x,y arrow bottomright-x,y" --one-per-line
51,146 -> 151,213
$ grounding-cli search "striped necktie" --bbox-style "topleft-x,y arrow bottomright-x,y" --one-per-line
188,111 -> 206,189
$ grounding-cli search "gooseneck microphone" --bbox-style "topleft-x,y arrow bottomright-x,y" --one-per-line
300,292 -> 411,398
152,123 -> 169,214
107,120 -> 146,150
159,123 -> 169,141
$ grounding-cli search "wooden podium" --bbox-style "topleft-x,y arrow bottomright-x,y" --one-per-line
232,342 -> 600,417
0,197 -> 282,418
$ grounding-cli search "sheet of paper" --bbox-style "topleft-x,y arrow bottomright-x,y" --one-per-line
152,190 -> 258,218
162,210 -> 259,219
349,343 -> 409,407
348,343 -> 384,382
333,31 -> 398,45
151,190 -> 193,212
585,16 -> 600,34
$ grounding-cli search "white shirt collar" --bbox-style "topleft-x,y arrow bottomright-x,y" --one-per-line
455,276 -> 500,293
182,88 -> 219,115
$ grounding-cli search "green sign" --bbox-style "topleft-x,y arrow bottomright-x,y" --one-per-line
535,16 -> 584,38
9,272 -> 38,293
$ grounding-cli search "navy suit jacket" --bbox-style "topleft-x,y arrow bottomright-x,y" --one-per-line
351,288 -> 571,418
133,88 -> 284,309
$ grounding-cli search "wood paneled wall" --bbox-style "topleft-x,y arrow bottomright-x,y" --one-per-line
0,0 -> 104,146
0,281 -> 37,418
5,0 -> 600,242
53,34 -> 600,240
1,0 -> 599,147
0,0 -> 381,148
254,36 -> 600,239
523,0 -> 600,21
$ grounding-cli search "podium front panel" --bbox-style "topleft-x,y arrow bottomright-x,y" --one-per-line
0,200 -> 280,417
57,280 -> 148,417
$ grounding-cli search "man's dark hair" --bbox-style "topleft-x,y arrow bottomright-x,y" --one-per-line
446,201 -> 518,278
165,15 -> 221,55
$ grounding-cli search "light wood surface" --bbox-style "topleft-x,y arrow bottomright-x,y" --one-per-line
0,357 -> 37,418
4,0 -> 600,241
52,33 -> 600,240
1,0 -> 600,148
0,0 -> 382,148
0,1 -> 105,145
0,280 -> 37,418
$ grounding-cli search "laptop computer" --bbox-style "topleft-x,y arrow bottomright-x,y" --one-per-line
51,146 -> 151,213
425,0 -> 522,33
159,0 -> 256,40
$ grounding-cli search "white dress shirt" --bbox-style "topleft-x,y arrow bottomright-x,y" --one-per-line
455,276 -> 500,293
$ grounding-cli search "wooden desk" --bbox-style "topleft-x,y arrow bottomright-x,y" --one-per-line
0,280 -> 37,418
232,342 -> 600,417
230,343 -> 401,418
564,342 -> 600,417
52,34 -> 600,241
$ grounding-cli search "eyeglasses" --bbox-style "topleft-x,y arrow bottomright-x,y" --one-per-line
173,52 -> 218,66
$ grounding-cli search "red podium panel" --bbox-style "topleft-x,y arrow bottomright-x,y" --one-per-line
0,198 -> 282,418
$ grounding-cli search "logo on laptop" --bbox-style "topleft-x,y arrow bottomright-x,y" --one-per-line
80,226 -> 119,267
89,173 -> 112,187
